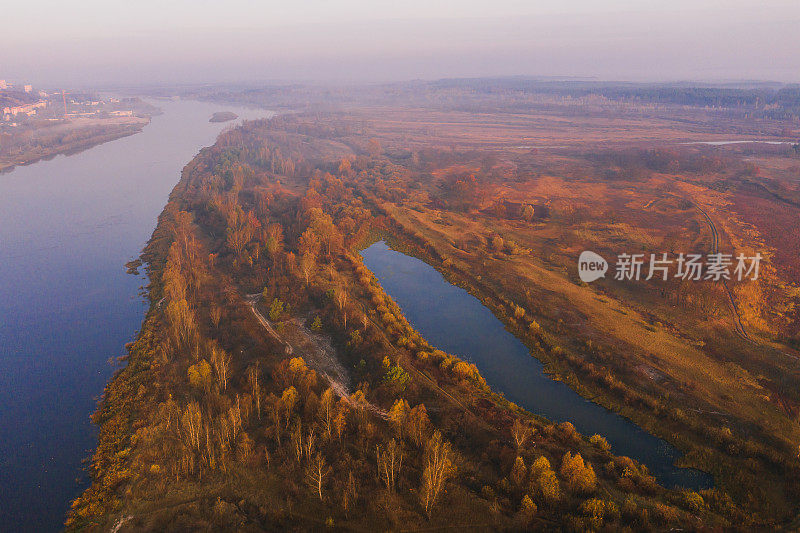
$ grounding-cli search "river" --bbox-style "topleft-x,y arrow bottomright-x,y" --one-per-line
0,100 -> 271,532
361,240 -> 713,491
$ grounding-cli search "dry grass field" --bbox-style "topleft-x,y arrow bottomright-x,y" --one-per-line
281,103 -> 800,518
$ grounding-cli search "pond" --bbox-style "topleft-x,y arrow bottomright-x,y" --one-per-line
361,240 -> 713,490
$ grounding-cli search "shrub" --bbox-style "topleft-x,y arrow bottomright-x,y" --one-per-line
581,498 -> 619,522
510,456 -> 527,488
268,298 -> 284,321
383,363 -> 411,389
453,361 -> 475,380
504,241 -> 521,255
581,498 -> 606,521
652,503 -> 679,524
535,469 -> 561,503
589,434 -> 611,453
622,496 -> 639,522
188,359 -> 212,390
530,456 -> 552,478
560,452 -> 597,494
680,490 -> 705,514
557,421 -> 577,437
519,494 -> 537,523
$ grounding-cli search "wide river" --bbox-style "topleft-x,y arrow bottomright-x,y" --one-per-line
361,241 -> 713,491
0,100 -> 270,532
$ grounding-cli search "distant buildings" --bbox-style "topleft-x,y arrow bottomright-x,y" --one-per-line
2,100 -> 47,119
1,80 -> 49,120
1,82 -> 135,123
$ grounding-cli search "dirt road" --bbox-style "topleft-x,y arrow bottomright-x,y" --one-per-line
246,294 -> 387,418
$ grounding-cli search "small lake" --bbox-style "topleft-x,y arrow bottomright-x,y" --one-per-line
361,240 -> 712,490
682,140 -> 796,146
0,99 -> 270,532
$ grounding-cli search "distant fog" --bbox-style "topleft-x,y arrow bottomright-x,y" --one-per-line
3,0 -> 799,87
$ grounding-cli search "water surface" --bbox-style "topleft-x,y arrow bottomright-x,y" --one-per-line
682,140 -> 795,146
361,240 -> 712,490
0,100 -> 270,532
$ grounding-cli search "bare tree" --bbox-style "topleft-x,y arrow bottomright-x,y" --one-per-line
377,438 -> 404,492
511,419 -> 534,454
247,364 -> 261,420
306,453 -> 331,500
336,284 -> 349,329
281,386 -> 298,424
406,404 -> 431,448
180,401 -> 203,452
267,393 -> 282,446
299,253 -> 316,286
209,305 -> 222,329
341,471 -> 358,517
318,388 -> 335,438
210,344 -> 231,391
165,298 -> 196,350
420,431 -> 456,516
304,427 -> 316,462
291,421 -> 304,463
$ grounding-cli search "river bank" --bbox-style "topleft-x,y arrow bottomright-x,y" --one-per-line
0,99 -> 270,532
0,116 -> 152,173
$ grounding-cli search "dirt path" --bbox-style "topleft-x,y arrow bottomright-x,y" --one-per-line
246,294 -> 293,354
688,202 -> 799,365
692,204 -> 753,343
246,294 -> 387,419
652,193 -> 757,344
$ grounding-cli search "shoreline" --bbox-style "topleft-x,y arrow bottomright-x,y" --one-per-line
1,118 -> 150,174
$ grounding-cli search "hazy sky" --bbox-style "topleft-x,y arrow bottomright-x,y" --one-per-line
3,0 -> 799,87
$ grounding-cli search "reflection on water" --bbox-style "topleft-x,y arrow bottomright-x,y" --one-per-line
682,140 -> 795,146
361,240 -> 712,491
0,100 -> 271,532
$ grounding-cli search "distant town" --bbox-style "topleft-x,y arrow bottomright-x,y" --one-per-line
0,79 -> 157,171
0,79 -> 143,127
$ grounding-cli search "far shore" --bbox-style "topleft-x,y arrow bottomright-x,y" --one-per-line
1,116 -> 150,173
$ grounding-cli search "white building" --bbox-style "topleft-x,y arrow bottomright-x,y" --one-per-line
3,100 -> 47,117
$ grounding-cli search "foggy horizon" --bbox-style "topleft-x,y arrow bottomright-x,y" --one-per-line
4,0 -> 800,88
